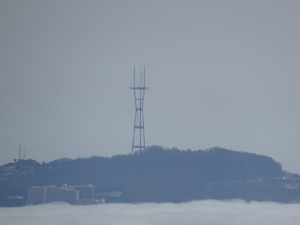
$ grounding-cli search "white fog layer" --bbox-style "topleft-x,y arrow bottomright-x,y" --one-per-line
1,201 -> 299,225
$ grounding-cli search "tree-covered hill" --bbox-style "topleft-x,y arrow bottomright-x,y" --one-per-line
1,146 -> 300,204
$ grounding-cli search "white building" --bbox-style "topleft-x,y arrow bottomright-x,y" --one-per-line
27,184 -> 93,205
46,185 -> 62,203
27,186 -> 47,205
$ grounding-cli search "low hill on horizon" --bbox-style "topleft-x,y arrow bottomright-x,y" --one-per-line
1,146 -> 300,205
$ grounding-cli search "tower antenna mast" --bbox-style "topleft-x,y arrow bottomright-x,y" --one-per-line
130,66 -> 148,153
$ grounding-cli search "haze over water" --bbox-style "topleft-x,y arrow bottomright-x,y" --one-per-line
1,200 -> 299,225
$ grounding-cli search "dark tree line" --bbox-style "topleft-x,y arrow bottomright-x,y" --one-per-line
1,146 -> 299,204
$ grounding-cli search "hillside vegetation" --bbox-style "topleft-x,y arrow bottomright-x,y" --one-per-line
1,146 -> 300,204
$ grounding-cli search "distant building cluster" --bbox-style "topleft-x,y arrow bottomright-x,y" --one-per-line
27,184 -> 103,205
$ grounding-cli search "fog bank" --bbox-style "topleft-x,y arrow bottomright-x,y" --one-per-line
1,200 -> 299,225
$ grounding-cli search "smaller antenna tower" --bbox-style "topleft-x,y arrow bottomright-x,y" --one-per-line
18,145 -> 22,161
23,146 -> 27,160
130,66 -> 148,153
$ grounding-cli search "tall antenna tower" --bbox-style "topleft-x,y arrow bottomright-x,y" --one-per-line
130,66 -> 148,153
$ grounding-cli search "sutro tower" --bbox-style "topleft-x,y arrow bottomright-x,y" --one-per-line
130,66 -> 148,153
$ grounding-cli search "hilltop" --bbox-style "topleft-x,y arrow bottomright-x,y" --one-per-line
1,146 -> 300,205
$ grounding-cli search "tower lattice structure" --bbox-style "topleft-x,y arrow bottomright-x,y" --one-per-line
130,66 -> 148,153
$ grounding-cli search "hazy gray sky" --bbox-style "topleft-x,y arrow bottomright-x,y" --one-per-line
0,201 -> 300,225
0,1 -> 299,172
